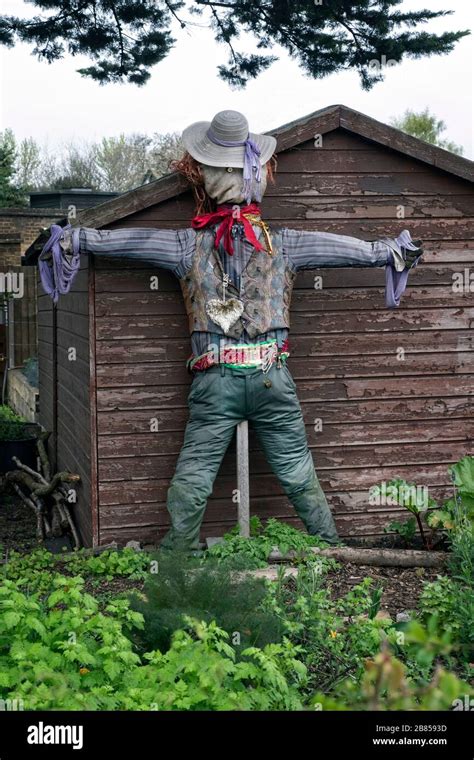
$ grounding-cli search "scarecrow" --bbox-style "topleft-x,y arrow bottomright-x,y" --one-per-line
39,110 -> 423,551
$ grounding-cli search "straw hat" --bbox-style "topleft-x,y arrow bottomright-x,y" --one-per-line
182,110 -> 276,168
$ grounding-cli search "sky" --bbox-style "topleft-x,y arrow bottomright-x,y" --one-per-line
0,0 -> 473,158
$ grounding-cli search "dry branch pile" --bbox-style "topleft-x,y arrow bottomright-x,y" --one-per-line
1,432 -> 81,549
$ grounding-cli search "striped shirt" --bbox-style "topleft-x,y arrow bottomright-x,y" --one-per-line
77,223 -> 395,358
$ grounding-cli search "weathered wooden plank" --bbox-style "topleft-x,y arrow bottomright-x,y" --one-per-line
97,500 -> 415,532
111,217 -> 474,241
98,428 -> 474,467
271,219 -> 474,240
94,308 -> 474,342
92,261 -> 474,302
95,269 -> 178,291
57,397 -> 91,456
55,293 -> 89,317
91,263 -> 474,294
56,311 -> 90,340
94,286 -> 472,318
271,106 -> 341,153
98,477 -> 452,510
56,350 -> 90,384
95,352 -> 473,389
264,172 -> 474,197
95,374 -> 474,412
96,395 -> 472,435
275,149 -> 430,174
128,195 -> 474,223
339,107 -> 474,184
55,328 -> 89,358
96,504 -> 400,533
97,440 -> 469,482
93,330 -> 473,367
76,174 -> 191,230
96,508 -> 440,545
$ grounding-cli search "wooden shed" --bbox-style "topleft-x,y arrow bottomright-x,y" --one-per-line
24,104 -> 474,548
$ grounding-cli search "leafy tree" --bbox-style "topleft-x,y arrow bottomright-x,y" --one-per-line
0,1 -> 469,88
146,133 -> 183,181
95,134 -> 152,192
0,130 -> 28,207
14,137 -> 42,189
52,141 -> 102,189
94,132 -> 182,191
391,108 -> 464,155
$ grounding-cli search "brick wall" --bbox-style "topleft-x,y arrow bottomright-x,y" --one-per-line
0,208 -> 64,373
0,207 -> 64,268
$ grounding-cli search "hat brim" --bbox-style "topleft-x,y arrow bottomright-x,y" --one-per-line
182,121 -> 277,168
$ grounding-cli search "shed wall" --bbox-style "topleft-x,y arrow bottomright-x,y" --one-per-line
37,255 -> 95,545
91,128 -> 474,545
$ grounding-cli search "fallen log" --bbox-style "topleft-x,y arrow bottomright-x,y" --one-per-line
268,546 -> 447,568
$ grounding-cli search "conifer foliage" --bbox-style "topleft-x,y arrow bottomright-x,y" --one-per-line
0,1 -> 469,88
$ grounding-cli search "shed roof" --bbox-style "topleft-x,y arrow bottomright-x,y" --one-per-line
23,103 -> 474,264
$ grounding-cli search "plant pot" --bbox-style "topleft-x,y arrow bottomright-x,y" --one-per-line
0,438 -> 38,474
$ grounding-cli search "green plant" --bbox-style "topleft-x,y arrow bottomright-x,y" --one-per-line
385,518 -> 417,544
419,577 -> 460,633
267,570 -> 395,695
428,456 -> 474,532
2,548 -> 150,592
380,478 -> 435,548
311,642 -> 472,711
62,548 -> 150,581
0,575 -> 305,710
208,518 -> 329,567
446,523 -> 474,664
0,405 -> 35,441
135,620 -> 306,711
130,551 -> 283,654
0,575 -> 144,709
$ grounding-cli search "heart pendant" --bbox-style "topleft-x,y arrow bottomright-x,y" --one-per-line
206,297 -> 244,333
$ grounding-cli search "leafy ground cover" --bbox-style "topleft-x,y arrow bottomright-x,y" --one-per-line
0,459 -> 472,711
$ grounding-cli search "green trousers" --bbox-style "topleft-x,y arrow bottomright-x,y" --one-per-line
160,363 -> 339,551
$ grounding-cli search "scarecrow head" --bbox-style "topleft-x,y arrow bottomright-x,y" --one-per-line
174,110 -> 277,211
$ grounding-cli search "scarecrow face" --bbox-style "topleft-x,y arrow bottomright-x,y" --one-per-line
200,163 -> 268,206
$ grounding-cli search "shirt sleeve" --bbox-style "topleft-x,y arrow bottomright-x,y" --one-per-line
282,228 -> 398,271
73,226 -> 196,278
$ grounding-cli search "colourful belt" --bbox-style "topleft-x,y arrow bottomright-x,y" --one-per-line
188,338 -> 290,373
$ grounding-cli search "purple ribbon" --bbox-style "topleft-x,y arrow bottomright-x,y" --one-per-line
206,128 -> 262,204
385,230 -> 422,308
39,223 -> 81,303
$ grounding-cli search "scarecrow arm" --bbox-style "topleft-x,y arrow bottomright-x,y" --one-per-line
282,228 -> 423,308
283,228 -> 409,270
57,226 -> 195,276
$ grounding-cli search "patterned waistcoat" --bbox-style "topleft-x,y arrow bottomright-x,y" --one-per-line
179,227 -> 297,340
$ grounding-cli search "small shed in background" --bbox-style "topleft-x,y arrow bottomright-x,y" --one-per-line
24,104 -> 474,548
1,189 -> 119,416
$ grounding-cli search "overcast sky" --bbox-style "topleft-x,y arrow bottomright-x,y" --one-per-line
0,0 -> 473,157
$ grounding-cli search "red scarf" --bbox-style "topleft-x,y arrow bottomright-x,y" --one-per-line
191,203 -> 266,256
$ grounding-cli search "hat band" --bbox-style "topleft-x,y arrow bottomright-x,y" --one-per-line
206,127 -> 262,204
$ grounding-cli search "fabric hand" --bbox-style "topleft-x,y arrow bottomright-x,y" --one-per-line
402,239 -> 423,269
